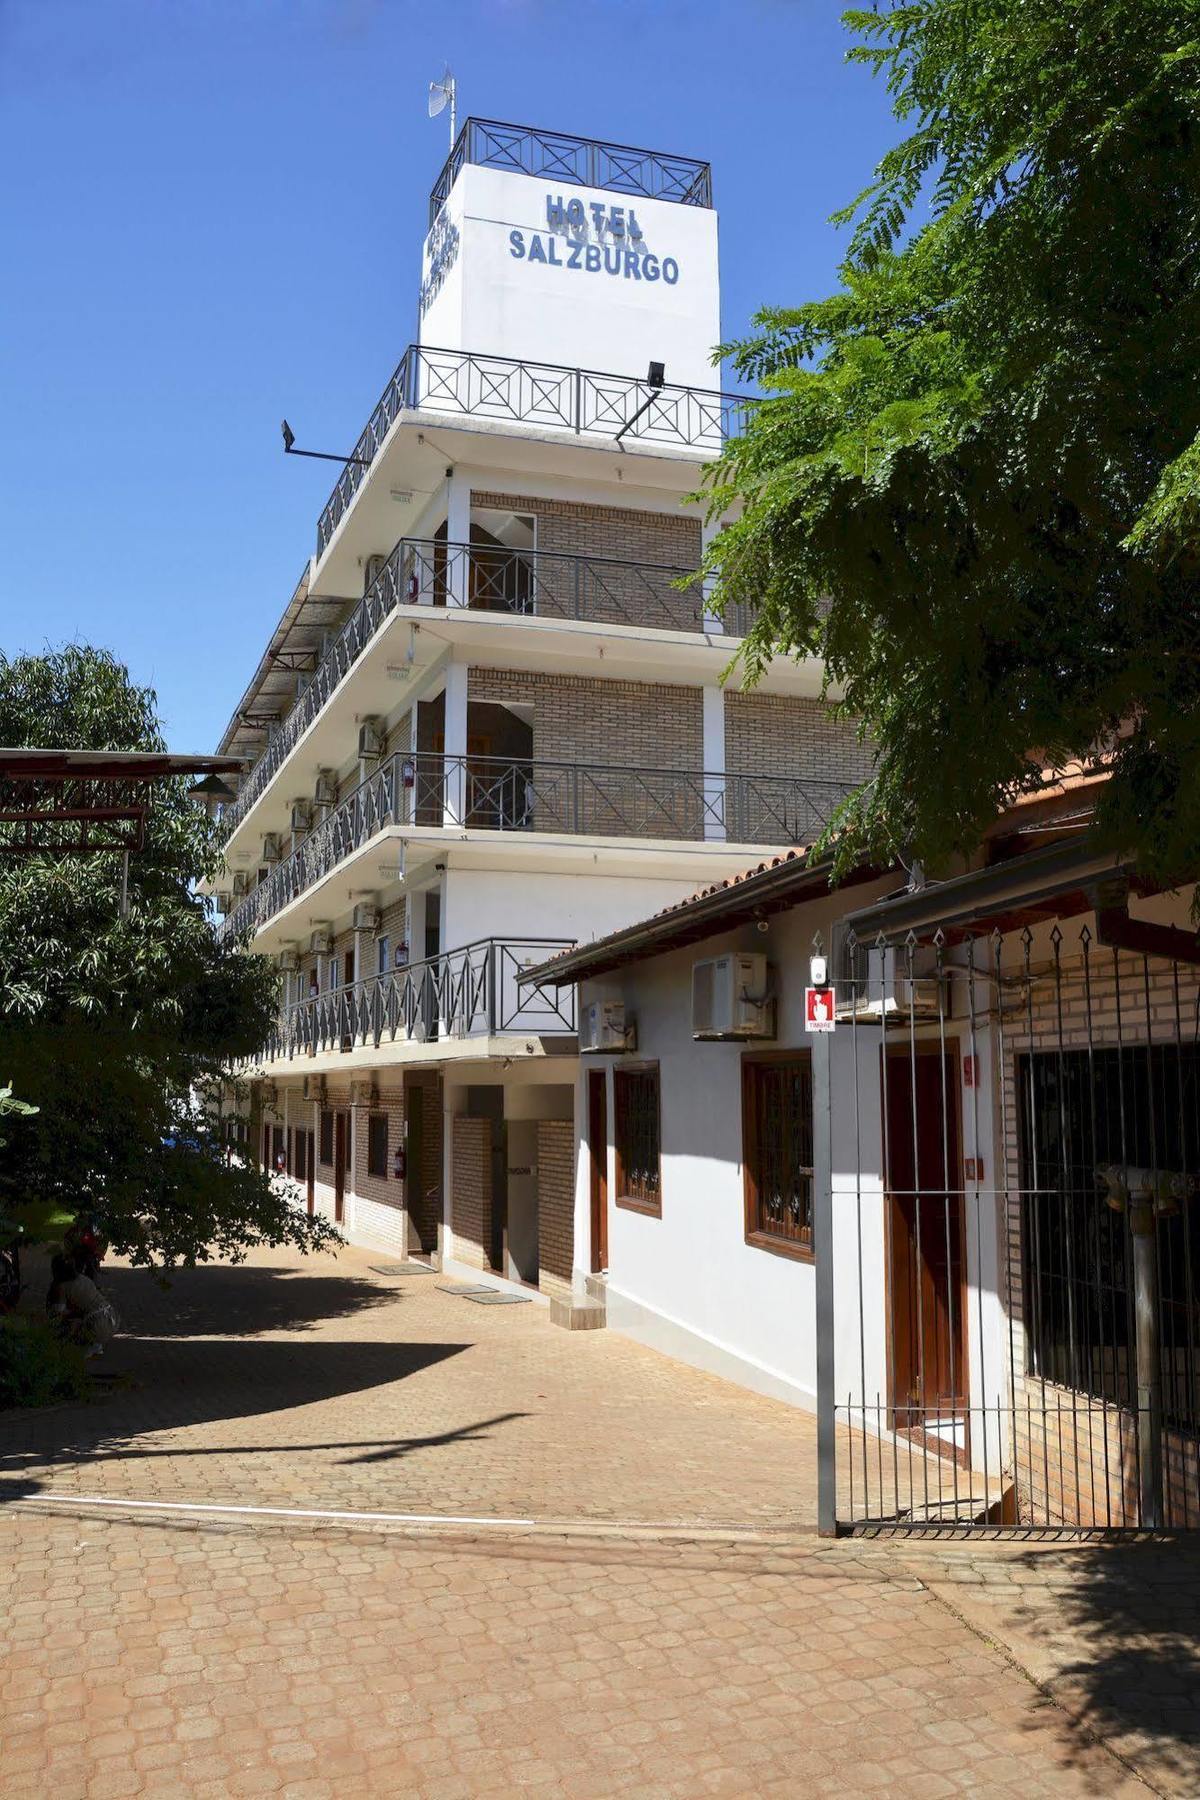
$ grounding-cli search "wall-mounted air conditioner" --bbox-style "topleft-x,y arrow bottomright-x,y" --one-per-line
310,927 -> 333,956
352,903 -> 380,933
277,948 -> 300,973
580,1000 -> 636,1054
314,770 -> 337,807
692,952 -> 775,1041
290,800 -> 312,833
232,869 -> 252,897
364,554 -> 387,593
261,832 -> 282,865
350,1078 -> 379,1108
302,1074 -> 327,1103
357,718 -> 384,759
215,892 -> 232,916
835,939 -> 947,1021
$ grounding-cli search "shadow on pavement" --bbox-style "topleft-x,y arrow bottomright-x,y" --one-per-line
1009,1539 -> 1200,1792
98,1260 -> 396,1337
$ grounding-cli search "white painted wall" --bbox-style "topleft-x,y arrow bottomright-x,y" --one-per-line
440,866 -> 704,960
420,164 -> 721,391
574,882 -> 1011,1457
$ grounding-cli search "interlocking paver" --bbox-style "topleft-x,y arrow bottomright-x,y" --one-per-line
0,1241 -> 1195,1794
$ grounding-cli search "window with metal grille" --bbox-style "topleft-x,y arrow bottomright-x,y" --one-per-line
319,1108 -> 334,1166
613,1065 -> 661,1214
367,1113 -> 389,1180
742,1055 -> 814,1256
1018,1045 -> 1200,1430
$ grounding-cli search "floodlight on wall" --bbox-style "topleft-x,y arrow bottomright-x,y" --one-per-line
614,362 -> 668,444
280,419 -> 372,468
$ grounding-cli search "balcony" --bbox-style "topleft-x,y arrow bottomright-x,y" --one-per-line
428,119 -> 713,221
315,346 -> 753,559
220,537 -> 753,840
261,937 -> 576,1065
218,751 -> 852,942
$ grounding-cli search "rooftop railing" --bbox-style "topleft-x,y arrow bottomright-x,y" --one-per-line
315,346 -> 752,556
218,751 -> 851,942
219,537 -> 753,840
429,119 -> 712,221
262,937 -> 576,1063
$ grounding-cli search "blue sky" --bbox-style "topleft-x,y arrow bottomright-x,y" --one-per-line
0,0 -> 900,753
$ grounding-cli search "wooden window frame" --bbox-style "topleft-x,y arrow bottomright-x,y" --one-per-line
367,1112 -> 389,1180
741,1050 -> 815,1263
613,1061 -> 662,1217
318,1108 -> 334,1168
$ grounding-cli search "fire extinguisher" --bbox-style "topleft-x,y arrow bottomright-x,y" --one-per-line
393,1143 -> 407,1181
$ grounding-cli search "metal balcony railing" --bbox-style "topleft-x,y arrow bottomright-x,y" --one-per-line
217,751 -> 852,942
262,937 -> 577,1063
315,346 -> 753,556
219,538 -> 753,840
428,119 -> 713,221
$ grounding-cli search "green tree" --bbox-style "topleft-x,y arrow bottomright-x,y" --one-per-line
0,645 -> 337,1266
703,1 -> 1200,883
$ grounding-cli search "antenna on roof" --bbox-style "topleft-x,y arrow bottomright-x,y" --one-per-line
428,66 -> 456,149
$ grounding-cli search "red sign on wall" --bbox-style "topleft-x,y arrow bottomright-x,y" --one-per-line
804,986 -> 837,1033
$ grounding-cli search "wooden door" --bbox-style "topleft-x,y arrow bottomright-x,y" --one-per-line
306,1130 -> 316,1218
883,1047 -> 966,1429
334,1111 -> 348,1224
589,1070 -> 608,1273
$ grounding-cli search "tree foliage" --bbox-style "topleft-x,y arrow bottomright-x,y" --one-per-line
0,645 -> 338,1266
702,1 -> 1200,883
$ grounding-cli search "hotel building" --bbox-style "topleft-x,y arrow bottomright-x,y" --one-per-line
212,119 -> 871,1315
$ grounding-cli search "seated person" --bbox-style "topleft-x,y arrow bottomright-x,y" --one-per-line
46,1251 -> 117,1354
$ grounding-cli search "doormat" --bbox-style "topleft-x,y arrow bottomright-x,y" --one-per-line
369,1263 -> 433,1276
462,1291 -> 533,1306
437,1282 -> 494,1295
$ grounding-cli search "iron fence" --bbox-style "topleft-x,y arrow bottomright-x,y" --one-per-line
264,937 -> 576,1061
315,346 -> 753,555
219,751 -> 849,942
219,538 -> 750,839
822,924 -> 1200,1533
428,118 -> 713,221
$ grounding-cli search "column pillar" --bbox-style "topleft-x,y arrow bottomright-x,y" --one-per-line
702,683 -> 726,842
443,661 -> 469,827
701,516 -> 723,633
444,471 -> 471,608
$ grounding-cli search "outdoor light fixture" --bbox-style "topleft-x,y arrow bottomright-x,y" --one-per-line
280,419 -> 373,469
614,361 -> 668,444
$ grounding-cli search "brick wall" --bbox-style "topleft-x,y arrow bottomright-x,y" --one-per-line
1015,1378 -> 1200,1528
471,490 -> 702,637
469,668 -> 702,770
536,1121 -> 575,1300
724,691 -> 873,784
451,1116 -> 492,1270
351,1092 -> 405,1213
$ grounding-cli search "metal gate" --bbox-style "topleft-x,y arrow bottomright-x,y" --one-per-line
815,917 -> 1200,1533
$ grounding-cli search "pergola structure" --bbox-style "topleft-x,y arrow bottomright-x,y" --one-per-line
0,749 -> 244,856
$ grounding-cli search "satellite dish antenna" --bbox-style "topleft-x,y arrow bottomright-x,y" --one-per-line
428,66 -> 456,148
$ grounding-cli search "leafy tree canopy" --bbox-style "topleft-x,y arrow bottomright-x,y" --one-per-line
703,0 -> 1200,885
0,645 -> 337,1266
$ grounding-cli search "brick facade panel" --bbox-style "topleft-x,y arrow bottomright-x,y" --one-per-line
536,1121 -> 575,1300
451,1116 -> 492,1271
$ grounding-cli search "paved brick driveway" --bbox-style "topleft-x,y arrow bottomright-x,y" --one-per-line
1,1241 -> 1197,1797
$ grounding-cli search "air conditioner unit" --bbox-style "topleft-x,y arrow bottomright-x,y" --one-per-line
261,832 -> 282,865
290,799 -> 312,832
834,940 -> 947,1022
310,927 -> 333,956
277,948 -> 300,973
232,869 -> 252,897
350,1078 -> 379,1108
580,1000 -> 636,1054
314,770 -> 337,807
303,1074 -> 327,1104
692,952 -> 775,1041
259,1081 -> 279,1109
357,718 -> 384,759
364,554 -> 387,593
352,902 -> 380,933
215,892 -> 232,916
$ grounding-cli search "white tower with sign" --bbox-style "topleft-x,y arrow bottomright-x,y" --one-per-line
211,118 -> 869,1312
